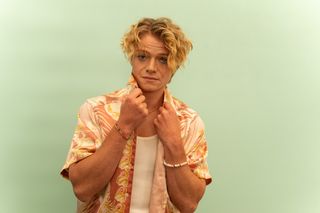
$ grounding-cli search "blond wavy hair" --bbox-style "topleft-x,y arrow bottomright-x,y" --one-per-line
121,17 -> 193,74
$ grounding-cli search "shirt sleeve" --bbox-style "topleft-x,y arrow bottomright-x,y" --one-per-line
60,101 -> 103,179
185,116 -> 212,185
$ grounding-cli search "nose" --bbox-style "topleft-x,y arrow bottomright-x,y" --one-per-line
146,58 -> 156,73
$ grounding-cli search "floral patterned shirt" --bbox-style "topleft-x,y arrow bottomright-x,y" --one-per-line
61,76 -> 212,213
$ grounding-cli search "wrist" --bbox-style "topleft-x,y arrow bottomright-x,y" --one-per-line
115,121 -> 133,140
117,119 -> 134,134
163,142 -> 186,164
163,138 -> 184,153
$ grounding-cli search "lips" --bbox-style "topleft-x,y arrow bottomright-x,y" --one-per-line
142,76 -> 158,80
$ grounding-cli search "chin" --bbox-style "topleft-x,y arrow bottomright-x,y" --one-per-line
139,85 -> 161,93
140,86 -> 157,93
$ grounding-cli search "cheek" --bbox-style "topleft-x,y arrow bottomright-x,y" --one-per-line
162,72 -> 172,84
132,62 -> 143,72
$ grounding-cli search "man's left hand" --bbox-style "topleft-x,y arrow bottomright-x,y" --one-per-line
154,102 -> 182,146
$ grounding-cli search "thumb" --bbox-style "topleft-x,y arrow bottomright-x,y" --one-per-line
121,95 -> 128,104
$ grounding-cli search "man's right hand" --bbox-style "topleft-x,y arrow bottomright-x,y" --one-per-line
117,88 -> 148,136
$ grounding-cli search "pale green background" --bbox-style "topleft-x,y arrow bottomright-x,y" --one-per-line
1,0 -> 320,212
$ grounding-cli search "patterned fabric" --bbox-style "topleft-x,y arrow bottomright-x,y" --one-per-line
60,75 -> 212,213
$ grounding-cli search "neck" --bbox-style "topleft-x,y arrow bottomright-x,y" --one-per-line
143,89 -> 164,110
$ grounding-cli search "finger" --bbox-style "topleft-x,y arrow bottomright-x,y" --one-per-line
159,106 -> 166,114
125,89 -> 143,104
136,102 -> 148,116
156,113 -> 163,122
129,88 -> 143,98
159,107 -> 169,117
121,94 -> 128,103
139,102 -> 147,111
135,94 -> 146,103
163,102 -> 173,111
154,118 -> 159,127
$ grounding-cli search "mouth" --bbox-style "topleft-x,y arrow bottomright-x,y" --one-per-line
142,76 -> 159,81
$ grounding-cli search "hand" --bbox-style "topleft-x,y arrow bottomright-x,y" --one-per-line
118,88 -> 148,134
154,102 -> 182,146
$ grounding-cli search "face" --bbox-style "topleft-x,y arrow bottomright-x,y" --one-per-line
131,33 -> 172,94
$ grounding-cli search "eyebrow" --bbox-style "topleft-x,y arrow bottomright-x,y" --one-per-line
136,49 -> 168,56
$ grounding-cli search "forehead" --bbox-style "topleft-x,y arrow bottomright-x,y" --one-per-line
137,33 -> 169,55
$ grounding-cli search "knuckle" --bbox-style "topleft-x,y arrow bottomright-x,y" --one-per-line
127,95 -> 134,102
139,103 -> 146,110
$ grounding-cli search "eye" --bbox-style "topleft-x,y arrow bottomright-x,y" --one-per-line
137,53 -> 147,61
159,56 -> 168,64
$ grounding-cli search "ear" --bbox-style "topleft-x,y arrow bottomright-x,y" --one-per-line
129,51 -> 136,64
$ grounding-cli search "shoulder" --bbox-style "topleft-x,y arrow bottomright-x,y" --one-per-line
81,87 -> 127,109
78,87 -> 127,120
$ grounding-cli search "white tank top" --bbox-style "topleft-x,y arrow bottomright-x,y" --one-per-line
130,135 -> 158,213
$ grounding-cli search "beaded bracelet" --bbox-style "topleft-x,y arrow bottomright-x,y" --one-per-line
163,160 -> 188,168
114,122 -> 131,141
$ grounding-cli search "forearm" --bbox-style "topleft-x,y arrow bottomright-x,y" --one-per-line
164,144 -> 206,213
68,87 -> 148,202
69,126 -> 127,202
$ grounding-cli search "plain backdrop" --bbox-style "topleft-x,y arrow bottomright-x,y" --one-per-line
1,0 -> 320,212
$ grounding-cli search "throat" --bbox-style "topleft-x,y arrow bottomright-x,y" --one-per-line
136,115 -> 158,137
143,90 -> 164,111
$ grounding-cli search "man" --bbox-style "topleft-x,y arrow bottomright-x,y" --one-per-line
61,17 -> 212,213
